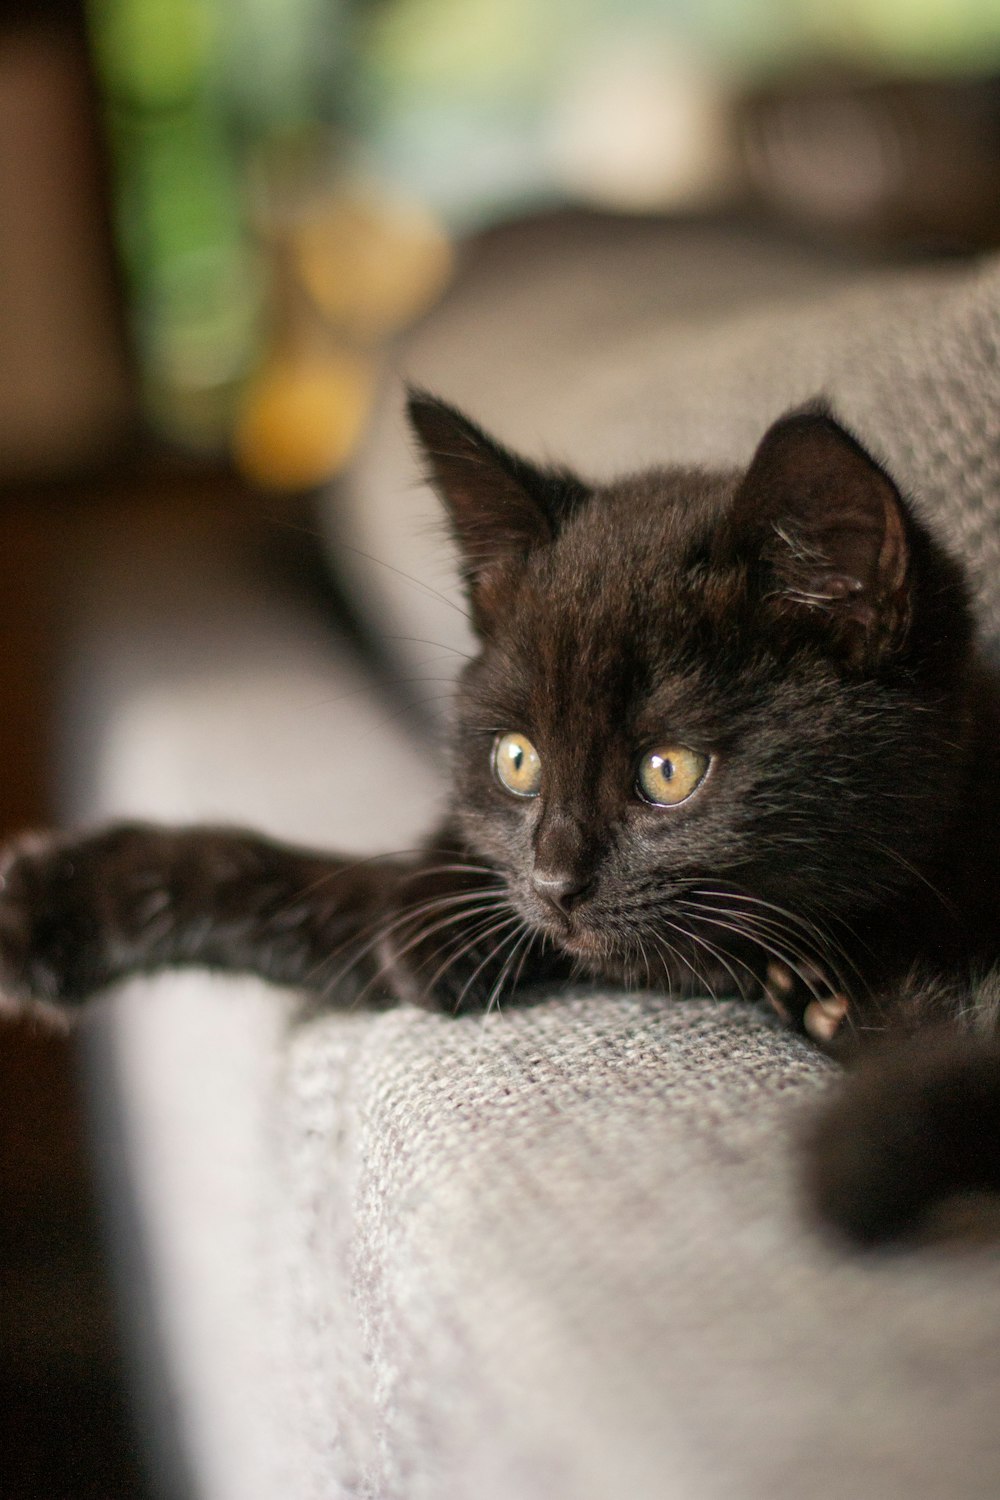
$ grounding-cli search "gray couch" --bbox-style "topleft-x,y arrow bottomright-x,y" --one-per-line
69,221 -> 1000,1500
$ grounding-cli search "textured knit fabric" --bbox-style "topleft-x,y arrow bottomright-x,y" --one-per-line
74,229 -> 1000,1499
270,995 -> 1000,1500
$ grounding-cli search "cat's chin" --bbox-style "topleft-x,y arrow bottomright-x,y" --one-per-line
549,919 -> 629,972
558,928 -> 604,959
519,903 -> 631,970
516,903 -> 606,961
539,914 -> 762,997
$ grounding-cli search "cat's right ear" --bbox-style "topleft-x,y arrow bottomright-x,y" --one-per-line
407,390 -> 590,631
724,404 -> 912,667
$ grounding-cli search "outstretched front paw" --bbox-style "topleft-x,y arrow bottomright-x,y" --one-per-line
0,832 -> 95,1011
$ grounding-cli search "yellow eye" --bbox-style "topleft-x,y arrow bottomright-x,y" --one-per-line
493,732 -> 542,797
637,745 -> 709,806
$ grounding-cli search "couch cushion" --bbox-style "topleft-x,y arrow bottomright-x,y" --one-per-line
274,993 -> 1000,1500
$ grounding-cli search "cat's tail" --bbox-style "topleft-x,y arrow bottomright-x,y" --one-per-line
806,1008 -> 1000,1245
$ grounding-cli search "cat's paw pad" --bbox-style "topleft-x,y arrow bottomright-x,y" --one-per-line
764,960 -> 849,1044
803,993 -> 849,1044
763,959 -> 797,1021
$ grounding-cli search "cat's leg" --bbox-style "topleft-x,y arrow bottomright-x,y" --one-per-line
804,967 -> 1000,1244
0,823 -> 396,1009
0,820 -> 545,1014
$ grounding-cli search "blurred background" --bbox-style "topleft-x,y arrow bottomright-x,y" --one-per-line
2,1 -> 1000,1496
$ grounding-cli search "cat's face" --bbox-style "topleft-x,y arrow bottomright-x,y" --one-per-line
409,393 -> 971,989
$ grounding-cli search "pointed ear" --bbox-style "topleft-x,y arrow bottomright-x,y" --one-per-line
407,389 -> 589,630
727,405 -> 911,663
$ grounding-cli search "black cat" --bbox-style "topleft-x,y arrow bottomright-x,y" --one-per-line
3,394 -> 1000,1245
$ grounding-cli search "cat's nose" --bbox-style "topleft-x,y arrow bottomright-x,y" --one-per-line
532,867 -> 588,915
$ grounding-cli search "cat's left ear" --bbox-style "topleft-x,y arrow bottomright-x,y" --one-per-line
407,390 -> 590,631
727,404 -> 910,663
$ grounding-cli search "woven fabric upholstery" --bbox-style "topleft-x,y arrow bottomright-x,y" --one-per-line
266,995 -> 1000,1500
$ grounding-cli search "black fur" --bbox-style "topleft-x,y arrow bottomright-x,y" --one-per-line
4,395 -> 1000,1245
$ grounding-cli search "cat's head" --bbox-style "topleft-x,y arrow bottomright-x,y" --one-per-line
408,391 -> 972,986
